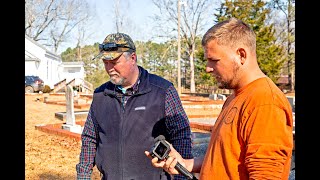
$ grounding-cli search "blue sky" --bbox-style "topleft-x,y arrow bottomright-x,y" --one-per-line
59,0 -> 160,53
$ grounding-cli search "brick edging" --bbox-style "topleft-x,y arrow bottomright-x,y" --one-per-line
35,121 -> 213,142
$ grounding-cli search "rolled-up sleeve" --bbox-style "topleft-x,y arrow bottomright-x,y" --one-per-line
243,105 -> 293,179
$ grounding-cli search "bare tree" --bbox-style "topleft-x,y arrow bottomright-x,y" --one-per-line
25,0 -> 58,41
114,0 -> 122,32
75,14 -> 96,61
113,0 -> 135,33
25,0 -> 91,53
152,0 -> 216,93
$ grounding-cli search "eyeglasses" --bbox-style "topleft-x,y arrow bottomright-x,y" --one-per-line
99,42 -> 135,52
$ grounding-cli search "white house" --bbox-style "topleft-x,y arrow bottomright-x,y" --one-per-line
25,35 -> 87,90
25,35 -> 62,89
58,61 -> 86,86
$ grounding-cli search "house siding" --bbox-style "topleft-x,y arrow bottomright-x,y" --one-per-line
25,35 -> 87,91
25,35 -> 63,89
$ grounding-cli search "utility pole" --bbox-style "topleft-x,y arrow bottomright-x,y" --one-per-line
177,0 -> 182,95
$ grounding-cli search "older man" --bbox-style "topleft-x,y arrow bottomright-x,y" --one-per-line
76,32 -> 193,180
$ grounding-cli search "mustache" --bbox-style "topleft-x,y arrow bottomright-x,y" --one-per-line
108,73 -> 119,76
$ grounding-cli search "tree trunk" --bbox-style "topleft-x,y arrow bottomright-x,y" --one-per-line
189,43 -> 195,93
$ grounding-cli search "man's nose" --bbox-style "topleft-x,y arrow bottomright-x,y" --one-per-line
206,66 -> 213,73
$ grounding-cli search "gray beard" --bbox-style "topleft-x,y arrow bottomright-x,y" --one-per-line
110,76 -> 125,86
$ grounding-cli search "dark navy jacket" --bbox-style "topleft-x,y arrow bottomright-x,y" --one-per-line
92,66 -> 181,180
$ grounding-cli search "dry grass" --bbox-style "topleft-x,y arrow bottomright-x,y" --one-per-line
25,94 -> 101,180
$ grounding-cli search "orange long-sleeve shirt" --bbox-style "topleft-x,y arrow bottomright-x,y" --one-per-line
199,77 -> 293,180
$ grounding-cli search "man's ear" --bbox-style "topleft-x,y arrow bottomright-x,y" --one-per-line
237,48 -> 246,65
131,52 -> 137,62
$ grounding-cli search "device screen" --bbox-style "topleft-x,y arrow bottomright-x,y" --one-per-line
155,142 -> 168,157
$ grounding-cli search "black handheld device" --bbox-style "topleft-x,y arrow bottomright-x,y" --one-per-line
150,135 -> 198,180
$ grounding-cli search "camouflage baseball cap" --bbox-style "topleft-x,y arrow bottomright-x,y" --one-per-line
93,32 -> 136,60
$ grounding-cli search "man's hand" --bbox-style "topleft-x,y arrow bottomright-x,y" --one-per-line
144,142 -> 189,175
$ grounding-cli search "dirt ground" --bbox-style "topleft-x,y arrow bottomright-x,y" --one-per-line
25,94 -> 101,180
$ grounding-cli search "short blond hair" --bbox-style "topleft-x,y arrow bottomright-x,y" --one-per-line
202,17 -> 256,52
